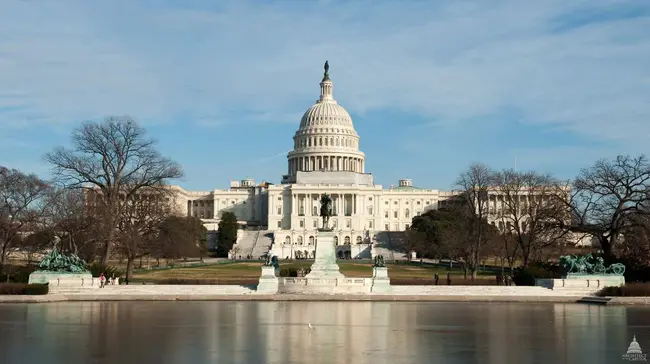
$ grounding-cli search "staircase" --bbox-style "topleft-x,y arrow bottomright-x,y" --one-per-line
251,231 -> 273,259
249,230 -> 261,257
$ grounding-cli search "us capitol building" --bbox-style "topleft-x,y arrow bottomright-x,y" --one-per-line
170,62 -> 526,259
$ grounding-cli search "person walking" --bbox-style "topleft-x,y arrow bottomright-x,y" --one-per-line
99,273 -> 106,288
434,272 -> 439,285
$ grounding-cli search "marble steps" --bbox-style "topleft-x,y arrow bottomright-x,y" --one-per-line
251,231 -> 273,258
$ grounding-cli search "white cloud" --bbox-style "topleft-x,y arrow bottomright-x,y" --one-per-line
0,0 -> 648,144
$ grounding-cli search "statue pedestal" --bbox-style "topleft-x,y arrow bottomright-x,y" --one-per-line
28,271 -> 95,289
535,275 -> 625,295
371,266 -> 391,293
306,230 -> 344,279
257,266 -> 279,294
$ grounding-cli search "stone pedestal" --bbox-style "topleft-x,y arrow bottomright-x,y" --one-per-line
306,230 -> 344,278
257,265 -> 279,294
28,271 -> 94,286
371,266 -> 391,293
535,274 -> 625,295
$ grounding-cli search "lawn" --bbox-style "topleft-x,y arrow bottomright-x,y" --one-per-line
132,261 -> 497,285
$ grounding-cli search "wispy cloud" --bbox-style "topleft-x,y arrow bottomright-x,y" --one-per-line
1,0 -> 649,167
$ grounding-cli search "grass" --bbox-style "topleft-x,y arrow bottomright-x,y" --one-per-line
131,261 -> 497,284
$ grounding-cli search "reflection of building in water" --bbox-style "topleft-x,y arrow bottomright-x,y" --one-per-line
553,303 -> 628,362
259,301 -> 398,363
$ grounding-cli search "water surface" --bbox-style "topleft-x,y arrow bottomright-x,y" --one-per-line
0,301 -> 648,363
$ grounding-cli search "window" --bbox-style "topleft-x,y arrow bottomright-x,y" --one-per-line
385,201 -> 388,205
405,209 -> 410,218
394,211 -> 398,218
313,220 -> 318,228
394,201 -> 398,205
405,201 -> 409,205
385,224 -> 389,231
368,221 -> 373,228
334,236 -> 339,245
332,219 -> 337,227
285,236 -> 291,244
405,224 -> 410,230
356,236 -> 363,244
309,236 -> 315,245
297,236 -> 303,245
346,220 -> 351,228
300,220 -> 304,228
368,206 -> 373,215
277,207 -> 282,215
368,197 -> 373,201
426,201 -> 430,205
277,197 -> 281,201
277,221 -> 281,228
344,236 -> 351,244
313,206 -> 318,216
384,211 -> 389,218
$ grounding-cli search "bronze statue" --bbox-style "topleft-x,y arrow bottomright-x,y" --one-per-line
323,60 -> 330,80
373,255 -> 386,267
559,253 -> 625,275
319,194 -> 333,230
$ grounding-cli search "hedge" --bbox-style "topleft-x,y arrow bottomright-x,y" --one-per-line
0,283 -> 49,295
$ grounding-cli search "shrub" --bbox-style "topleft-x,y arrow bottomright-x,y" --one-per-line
598,283 -> 650,297
0,283 -> 49,295
512,262 -> 562,286
279,267 -> 311,277
87,263 -> 123,279
0,265 -> 38,283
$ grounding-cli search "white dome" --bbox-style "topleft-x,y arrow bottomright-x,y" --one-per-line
285,61 -> 366,177
299,102 -> 355,129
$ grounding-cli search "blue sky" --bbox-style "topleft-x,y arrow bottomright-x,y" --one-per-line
1,0 -> 649,191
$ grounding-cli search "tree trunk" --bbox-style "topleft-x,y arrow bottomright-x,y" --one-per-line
126,256 -> 135,284
471,269 -> 477,280
0,245 -> 7,266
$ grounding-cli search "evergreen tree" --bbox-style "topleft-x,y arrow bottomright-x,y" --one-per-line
216,212 -> 238,257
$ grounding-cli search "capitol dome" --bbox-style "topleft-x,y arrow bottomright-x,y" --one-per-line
287,61 -> 366,176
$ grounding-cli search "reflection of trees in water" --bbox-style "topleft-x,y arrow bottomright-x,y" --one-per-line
13,302 -> 641,363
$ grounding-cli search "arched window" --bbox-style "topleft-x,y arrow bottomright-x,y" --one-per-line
297,236 -> 303,245
285,236 -> 291,244
344,236 -> 351,245
309,236 -> 315,245
405,208 -> 410,218
334,236 -> 339,245
356,236 -> 362,244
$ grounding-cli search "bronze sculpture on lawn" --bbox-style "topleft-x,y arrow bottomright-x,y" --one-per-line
36,247 -> 89,273
559,253 -> 625,275
373,255 -> 386,268
264,255 -> 279,269
320,194 -> 333,230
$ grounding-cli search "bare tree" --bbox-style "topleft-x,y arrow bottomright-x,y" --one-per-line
44,188 -> 99,261
115,188 -> 177,282
455,163 -> 493,279
569,155 -> 650,261
0,167 -> 50,266
45,117 -> 183,264
491,169 -> 569,267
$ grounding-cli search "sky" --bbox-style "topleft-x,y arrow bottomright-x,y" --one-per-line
1,0 -> 649,191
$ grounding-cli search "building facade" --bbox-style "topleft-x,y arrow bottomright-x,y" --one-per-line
171,63 -> 587,259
